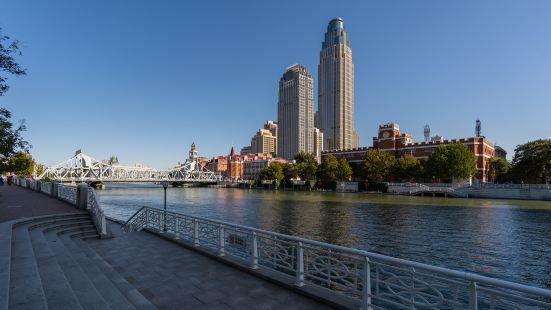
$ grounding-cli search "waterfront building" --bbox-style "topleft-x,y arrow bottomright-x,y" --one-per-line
251,120 -> 278,155
242,154 -> 287,180
495,146 -> 507,159
372,123 -> 495,182
240,146 -> 252,155
206,156 -> 228,175
317,17 -> 359,151
313,128 -> 324,163
277,64 -> 314,160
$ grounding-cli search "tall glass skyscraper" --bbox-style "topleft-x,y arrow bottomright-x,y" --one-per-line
318,17 -> 359,150
277,64 -> 314,160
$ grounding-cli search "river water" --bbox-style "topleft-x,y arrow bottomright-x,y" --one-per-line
95,183 -> 551,289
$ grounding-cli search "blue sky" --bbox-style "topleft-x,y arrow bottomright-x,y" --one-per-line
1,0 -> 550,168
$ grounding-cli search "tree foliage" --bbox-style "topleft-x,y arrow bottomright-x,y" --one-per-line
335,157 -> 353,181
425,144 -> 476,181
318,154 -> 338,181
259,161 -> 284,181
282,163 -> 299,183
360,149 -> 395,183
510,139 -> 551,183
7,151 -> 34,176
294,151 -> 317,180
488,157 -> 511,183
0,108 -> 30,161
394,155 -> 423,182
1,28 -> 27,96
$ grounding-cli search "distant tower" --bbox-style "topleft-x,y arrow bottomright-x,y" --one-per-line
475,119 -> 482,137
424,125 -> 430,142
189,142 -> 198,161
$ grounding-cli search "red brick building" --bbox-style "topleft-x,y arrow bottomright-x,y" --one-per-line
322,123 -> 496,182
373,123 -> 495,182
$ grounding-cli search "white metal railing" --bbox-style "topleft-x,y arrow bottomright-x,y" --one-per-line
125,207 -> 551,310
87,188 -> 107,235
40,181 -> 52,195
56,184 -> 78,205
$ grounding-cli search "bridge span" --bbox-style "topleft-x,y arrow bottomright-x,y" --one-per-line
38,149 -> 222,183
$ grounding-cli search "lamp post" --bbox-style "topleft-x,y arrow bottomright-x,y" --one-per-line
161,180 -> 169,232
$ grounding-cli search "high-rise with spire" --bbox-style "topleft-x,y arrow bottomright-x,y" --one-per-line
318,17 -> 359,150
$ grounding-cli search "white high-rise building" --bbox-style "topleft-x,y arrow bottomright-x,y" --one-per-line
313,128 -> 324,163
318,17 -> 359,150
277,64 -> 314,160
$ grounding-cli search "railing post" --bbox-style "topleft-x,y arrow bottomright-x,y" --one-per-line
469,281 -> 478,310
101,215 -> 107,235
218,224 -> 225,256
76,183 -> 89,209
251,232 -> 258,269
295,242 -> 304,287
194,219 -> 199,246
51,182 -> 58,198
361,257 -> 372,310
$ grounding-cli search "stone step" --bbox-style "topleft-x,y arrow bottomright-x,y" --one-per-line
28,225 -> 83,310
9,224 -> 48,310
12,213 -> 90,228
56,225 -> 96,236
42,226 -> 112,310
72,238 -> 156,310
28,217 -> 92,231
69,231 -> 100,240
58,234 -> 138,310
42,221 -> 94,233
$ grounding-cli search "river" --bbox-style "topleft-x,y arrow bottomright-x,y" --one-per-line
95,183 -> 551,289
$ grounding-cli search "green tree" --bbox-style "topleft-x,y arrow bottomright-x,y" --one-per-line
1,28 -> 27,96
335,157 -> 352,181
360,149 -> 396,183
282,163 -> 299,184
259,161 -> 284,187
510,139 -> 551,183
294,152 -> 318,180
318,154 -> 338,181
425,144 -> 476,182
0,108 -> 30,162
394,155 -> 423,182
8,151 -> 34,176
488,157 -> 511,183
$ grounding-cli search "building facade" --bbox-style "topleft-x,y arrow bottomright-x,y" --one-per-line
251,120 -> 278,155
313,128 -> 324,163
318,17 -> 358,151
277,64 -> 314,160
372,123 -> 495,182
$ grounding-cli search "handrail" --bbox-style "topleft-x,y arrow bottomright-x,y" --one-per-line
87,188 -> 107,236
125,207 -> 551,309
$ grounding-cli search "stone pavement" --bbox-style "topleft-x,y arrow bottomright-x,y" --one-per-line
0,184 -> 80,223
86,220 -> 334,309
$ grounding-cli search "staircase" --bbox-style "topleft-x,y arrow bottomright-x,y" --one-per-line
1,213 -> 155,310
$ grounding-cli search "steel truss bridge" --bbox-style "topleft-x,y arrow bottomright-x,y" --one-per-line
38,151 -> 221,183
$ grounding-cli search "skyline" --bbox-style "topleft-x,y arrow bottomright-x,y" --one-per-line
1,1 -> 551,168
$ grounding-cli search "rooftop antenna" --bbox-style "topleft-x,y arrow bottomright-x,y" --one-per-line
424,125 -> 430,142
475,119 -> 482,137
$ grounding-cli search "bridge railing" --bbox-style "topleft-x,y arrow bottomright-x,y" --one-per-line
125,207 -> 551,310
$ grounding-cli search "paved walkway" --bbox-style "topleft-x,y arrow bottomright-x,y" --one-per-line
86,221 -> 333,309
0,184 -> 80,223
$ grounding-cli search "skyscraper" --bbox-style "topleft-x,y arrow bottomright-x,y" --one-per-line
318,17 -> 358,150
277,64 -> 314,160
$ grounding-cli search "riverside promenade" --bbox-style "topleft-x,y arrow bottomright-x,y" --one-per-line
0,185 -> 332,310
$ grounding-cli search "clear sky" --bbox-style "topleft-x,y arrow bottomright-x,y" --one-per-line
1,0 -> 550,168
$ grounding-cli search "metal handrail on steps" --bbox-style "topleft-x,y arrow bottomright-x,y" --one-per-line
124,207 -> 551,310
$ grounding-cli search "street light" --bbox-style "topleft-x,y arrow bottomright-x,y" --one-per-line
161,180 -> 169,232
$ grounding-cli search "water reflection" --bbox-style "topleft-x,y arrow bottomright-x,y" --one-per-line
96,184 -> 551,289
